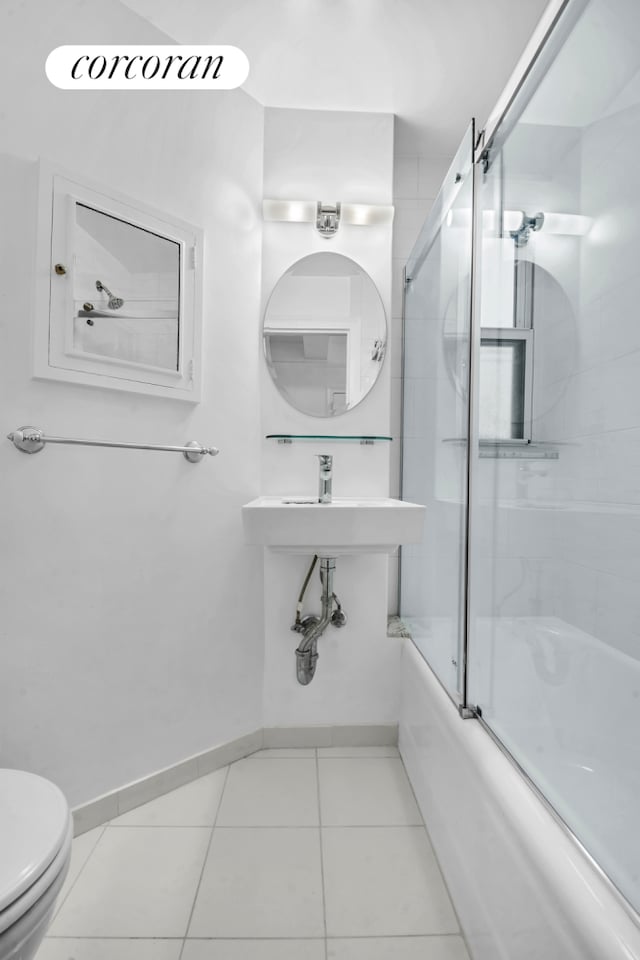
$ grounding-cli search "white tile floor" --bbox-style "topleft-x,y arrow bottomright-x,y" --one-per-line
39,748 -> 470,960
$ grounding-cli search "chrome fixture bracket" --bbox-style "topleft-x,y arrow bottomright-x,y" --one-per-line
458,704 -> 479,720
316,201 -> 341,238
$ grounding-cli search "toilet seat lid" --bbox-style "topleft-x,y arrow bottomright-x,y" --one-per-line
0,769 -> 70,913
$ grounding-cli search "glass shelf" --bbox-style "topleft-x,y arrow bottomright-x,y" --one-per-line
443,438 -> 560,459
266,434 -> 392,445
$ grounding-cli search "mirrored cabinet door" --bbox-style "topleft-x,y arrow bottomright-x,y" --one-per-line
35,166 -> 203,401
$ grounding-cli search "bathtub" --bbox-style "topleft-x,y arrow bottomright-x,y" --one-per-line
399,624 -> 640,960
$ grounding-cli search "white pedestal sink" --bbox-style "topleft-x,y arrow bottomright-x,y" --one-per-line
242,496 -> 426,557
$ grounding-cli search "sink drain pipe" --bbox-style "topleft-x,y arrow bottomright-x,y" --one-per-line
292,557 -> 346,684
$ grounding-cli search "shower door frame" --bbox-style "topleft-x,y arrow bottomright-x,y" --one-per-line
400,117 -> 477,710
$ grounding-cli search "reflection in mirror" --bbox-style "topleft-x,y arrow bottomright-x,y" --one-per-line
73,204 -> 180,371
263,253 -> 386,417
443,253 -> 574,443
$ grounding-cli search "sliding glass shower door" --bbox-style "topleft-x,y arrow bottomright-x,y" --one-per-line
400,122 -> 475,702
401,0 -> 640,917
467,0 -> 640,914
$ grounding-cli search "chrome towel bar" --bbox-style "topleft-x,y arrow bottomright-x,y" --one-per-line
7,426 -> 219,463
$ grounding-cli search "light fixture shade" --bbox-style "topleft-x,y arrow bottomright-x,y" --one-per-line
262,198 -> 394,233
263,199 -> 317,223
341,203 -> 394,226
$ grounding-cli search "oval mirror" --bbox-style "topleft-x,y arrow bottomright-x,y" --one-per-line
263,253 -> 386,417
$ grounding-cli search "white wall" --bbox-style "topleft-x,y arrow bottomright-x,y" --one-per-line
259,107 -> 399,727
0,0 -> 265,807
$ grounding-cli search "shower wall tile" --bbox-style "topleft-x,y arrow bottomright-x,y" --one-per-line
597,275 -> 640,363
418,157 -> 451,198
558,510 -> 640,584
392,259 -> 406,317
529,105 -> 639,663
600,350 -> 640,433
393,201 -> 433,259
548,560 -> 599,638
389,324 -> 404,380
596,427 -> 640,504
550,438 -> 602,505
595,571 -> 640,659
393,156 -> 419,198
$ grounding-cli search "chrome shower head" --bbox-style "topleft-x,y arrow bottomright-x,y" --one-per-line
95,280 -> 124,310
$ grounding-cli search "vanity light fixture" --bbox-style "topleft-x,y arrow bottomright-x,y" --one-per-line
263,198 -> 394,238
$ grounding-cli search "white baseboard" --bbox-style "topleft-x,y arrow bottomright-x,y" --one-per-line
71,723 -> 398,835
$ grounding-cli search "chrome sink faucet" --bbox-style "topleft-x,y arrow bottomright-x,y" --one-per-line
317,454 -> 333,503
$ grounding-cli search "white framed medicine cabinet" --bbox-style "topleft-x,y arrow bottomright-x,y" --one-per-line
34,163 -> 203,401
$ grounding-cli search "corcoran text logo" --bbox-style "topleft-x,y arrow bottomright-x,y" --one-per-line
46,45 -> 249,90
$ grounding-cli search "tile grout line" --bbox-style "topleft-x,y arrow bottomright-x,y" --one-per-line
177,763 -> 231,960
397,749 -> 471,955
49,825 -> 108,926
107,822 -> 424,829
46,933 -> 463,940
315,747 -> 329,960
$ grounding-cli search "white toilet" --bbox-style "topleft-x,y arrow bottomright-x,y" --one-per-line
0,769 -> 73,960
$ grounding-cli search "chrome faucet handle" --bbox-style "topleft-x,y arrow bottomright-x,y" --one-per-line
317,454 -> 333,471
